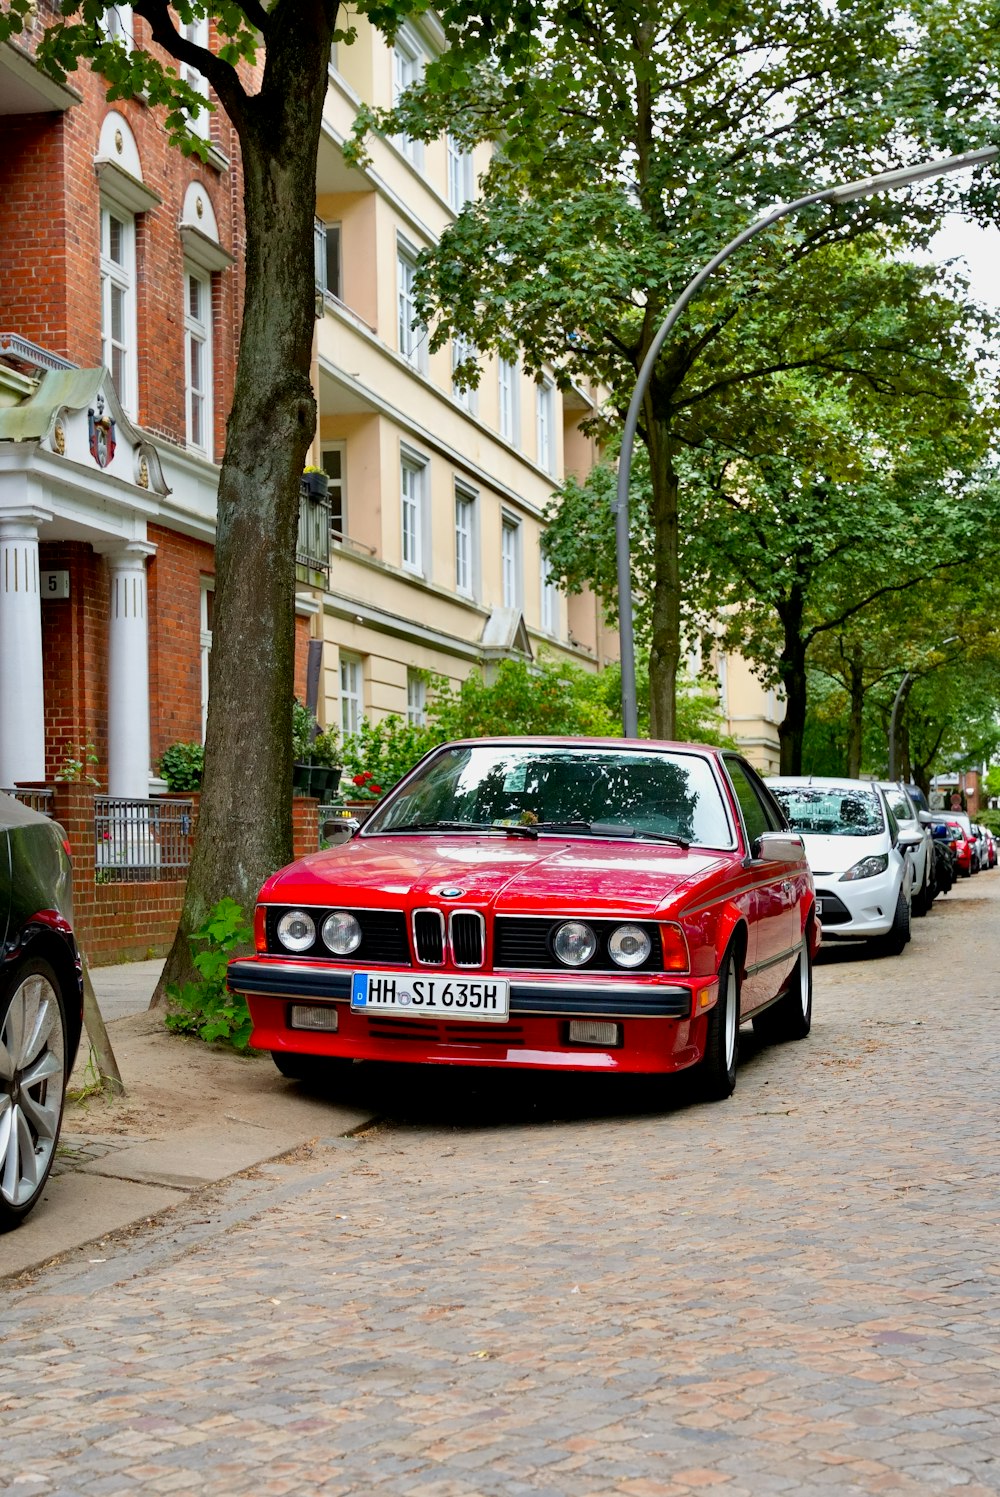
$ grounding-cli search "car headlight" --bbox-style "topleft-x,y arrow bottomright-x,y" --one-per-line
608,924 -> 651,968
840,854 -> 889,882
277,909 -> 317,952
322,910 -> 362,955
552,920 -> 597,966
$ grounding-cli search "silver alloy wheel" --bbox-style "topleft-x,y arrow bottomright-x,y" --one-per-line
724,963 -> 738,1072
800,949 -> 810,1018
0,971 -> 66,1209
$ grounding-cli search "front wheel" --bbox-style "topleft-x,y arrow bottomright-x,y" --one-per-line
877,887 -> 910,957
0,957 -> 69,1232
753,937 -> 813,1043
696,946 -> 740,1101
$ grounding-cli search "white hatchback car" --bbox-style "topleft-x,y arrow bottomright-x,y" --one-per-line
766,777 -> 918,955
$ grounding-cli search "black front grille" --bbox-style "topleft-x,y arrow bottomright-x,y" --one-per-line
450,911 -> 484,967
266,906 -> 410,964
494,917 -> 663,972
413,910 -> 445,964
816,892 -> 851,926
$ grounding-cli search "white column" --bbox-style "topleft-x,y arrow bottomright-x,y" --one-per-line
101,541 -> 156,799
0,512 -> 49,785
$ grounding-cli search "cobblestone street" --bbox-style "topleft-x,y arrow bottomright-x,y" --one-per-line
3,877 -> 999,1497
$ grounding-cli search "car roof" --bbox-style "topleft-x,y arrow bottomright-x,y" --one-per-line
434,736 -> 728,756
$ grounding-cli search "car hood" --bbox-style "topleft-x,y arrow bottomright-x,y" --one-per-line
262,834 -> 732,919
795,831 -> 891,877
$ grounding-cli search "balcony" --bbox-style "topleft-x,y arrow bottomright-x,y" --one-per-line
297,476 -> 332,584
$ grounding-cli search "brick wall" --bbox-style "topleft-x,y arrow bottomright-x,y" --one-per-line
39,543 -> 108,786
147,524 -> 216,765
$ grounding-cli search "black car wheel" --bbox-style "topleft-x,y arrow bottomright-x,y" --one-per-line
878,888 -> 911,957
696,945 -> 739,1101
753,933 -> 813,1043
0,957 -> 69,1231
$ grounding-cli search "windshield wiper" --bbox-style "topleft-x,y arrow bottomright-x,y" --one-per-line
376,820 -> 495,834
533,821 -> 690,849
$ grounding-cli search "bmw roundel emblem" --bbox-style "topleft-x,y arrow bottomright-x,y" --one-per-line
437,886 -> 465,899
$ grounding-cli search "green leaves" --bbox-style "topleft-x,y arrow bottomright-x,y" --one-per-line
165,897 -> 254,1049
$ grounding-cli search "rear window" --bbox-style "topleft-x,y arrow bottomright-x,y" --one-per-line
770,785 -> 884,837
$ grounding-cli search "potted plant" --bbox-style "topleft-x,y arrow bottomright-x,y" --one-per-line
292,698 -> 318,793
301,465 -> 329,501
310,726 -> 342,798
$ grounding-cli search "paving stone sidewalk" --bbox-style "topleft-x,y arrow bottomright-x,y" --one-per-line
2,878 -> 998,1496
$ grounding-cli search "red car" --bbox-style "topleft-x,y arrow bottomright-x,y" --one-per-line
229,740 -> 819,1102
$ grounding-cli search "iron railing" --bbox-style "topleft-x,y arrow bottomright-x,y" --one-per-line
1,787 -> 54,816
297,487 -> 332,578
94,797 -> 193,883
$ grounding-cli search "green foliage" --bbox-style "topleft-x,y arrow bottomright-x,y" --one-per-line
977,809 -> 1000,835
158,741 -> 205,792
164,898 -> 253,1049
428,656 -> 620,739
55,740 -> 99,785
341,715 -> 439,792
292,699 -> 318,763
310,727 -> 342,769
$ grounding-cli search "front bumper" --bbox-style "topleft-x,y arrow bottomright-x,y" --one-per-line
814,875 -> 898,939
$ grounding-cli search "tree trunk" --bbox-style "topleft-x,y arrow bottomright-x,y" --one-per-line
846,643 -> 864,777
153,11 -> 337,1004
777,588 -> 808,775
645,413 -> 681,739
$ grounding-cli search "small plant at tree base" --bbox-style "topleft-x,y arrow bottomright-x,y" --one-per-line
165,897 -> 254,1050
158,741 -> 205,792
55,741 -> 100,785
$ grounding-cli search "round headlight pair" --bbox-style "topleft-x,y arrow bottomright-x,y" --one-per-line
276,909 -> 362,955
551,921 -> 651,969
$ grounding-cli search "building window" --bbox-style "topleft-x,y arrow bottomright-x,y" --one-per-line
536,378 -> 554,474
181,13 -> 209,137
100,205 -> 137,416
454,484 -> 477,597
452,334 -> 477,413
321,443 -> 346,536
407,671 -> 427,726
392,29 -> 423,168
184,268 -> 212,457
397,243 -> 425,370
401,451 -> 427,574
314,219 -> 341,299
501,514 -> 521,609
498,358 -> 519,445
447,136 -> 474,211
340,654 -> 363,737
200,579 -> 214,742
540,552 -> 559,635
99,3 -> 133,49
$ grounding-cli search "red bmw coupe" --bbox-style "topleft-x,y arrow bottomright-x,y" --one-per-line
228,739 -> 819,1101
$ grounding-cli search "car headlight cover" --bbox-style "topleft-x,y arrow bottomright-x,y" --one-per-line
553,920 -> 597,966
840,853 -> 889,882
608,923 -> 651,968
322,910 -> 362,955
277,909 -> 317,952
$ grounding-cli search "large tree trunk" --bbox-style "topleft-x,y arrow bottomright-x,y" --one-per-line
153,8 -> 337,1003
777,588 -> 808,775
846,643 -> 864,777
645,414 -> 681,739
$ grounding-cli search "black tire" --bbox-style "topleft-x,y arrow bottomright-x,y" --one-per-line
696,945 -> 740,1101
271,1051 -> 354,1086
877,887 -> 911,957
912,875 -> 929,917
0,957 -> 69,1232
753,935 -> 813,1043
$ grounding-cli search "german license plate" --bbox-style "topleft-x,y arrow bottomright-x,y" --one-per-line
351,971 -> 510,1022
815,898 -> 825,914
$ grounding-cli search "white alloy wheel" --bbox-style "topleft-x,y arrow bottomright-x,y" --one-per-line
0,965 -> 67,1225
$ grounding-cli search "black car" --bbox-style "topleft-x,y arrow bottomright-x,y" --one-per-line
1,793 -> 83,1230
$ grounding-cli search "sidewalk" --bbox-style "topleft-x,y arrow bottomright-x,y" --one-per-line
0,961 -> 378,1281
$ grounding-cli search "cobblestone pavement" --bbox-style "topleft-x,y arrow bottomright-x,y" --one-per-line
3,876 -> 999,1497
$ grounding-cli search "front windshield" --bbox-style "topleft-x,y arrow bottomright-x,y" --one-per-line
770,785 -> 884,838
367,744 -> 735,848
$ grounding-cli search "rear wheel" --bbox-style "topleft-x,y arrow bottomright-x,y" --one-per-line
753,934 -> 813,1043
271,1052 -> 355,1087
877,887 -> 911,957
696,946 -> 739,1101
0,957 -> 68,1232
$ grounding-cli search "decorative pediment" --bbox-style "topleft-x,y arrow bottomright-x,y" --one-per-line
0,367 -> 169,496
480,607 -> 533,660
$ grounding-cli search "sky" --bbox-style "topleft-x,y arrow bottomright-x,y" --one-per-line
929,216 -> 1000,310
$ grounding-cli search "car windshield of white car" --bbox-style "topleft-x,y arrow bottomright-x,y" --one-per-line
367,745 -> 735,848
770,787 -> 884,838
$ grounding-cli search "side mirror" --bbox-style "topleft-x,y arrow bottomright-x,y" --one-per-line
322,816 -> 359,845
897,827 -> 923,850
755,830 -> 806,863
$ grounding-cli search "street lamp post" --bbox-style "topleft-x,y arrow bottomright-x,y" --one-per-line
614,145 -> 1000,739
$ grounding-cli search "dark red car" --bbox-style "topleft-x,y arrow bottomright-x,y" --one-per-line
229,740 -> 819,1102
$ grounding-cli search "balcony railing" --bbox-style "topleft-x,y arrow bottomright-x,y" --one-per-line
297,484 -> 332,580
94,797 -> 194,883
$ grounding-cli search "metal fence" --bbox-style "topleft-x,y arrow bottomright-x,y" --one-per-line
1,787 -> 54,816
94,797 -> 194,883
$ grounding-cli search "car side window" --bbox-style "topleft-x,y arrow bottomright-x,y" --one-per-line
724,757 -> 777,853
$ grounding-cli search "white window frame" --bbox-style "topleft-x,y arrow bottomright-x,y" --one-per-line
181,13 -> 209,138
454,483 -> 478,599
184,266 -> 212,459
447,135 -> 474,212
100,204 -> 137,417
501,513 -> 522,610
498,357 -> 520,445
200,578 -> 214,742
392,28 -> 424,169
400,448 -> 428,575
407,671 -> 427,726
452,334 -> 478,413
314,218 -> 341,300
540,552 -> 560,636
321,441 -> 346,537
397,240 -> 426,371
340,654 -> 363,737
536,377 -> 554,474
99,3 -> 133,50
